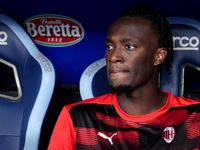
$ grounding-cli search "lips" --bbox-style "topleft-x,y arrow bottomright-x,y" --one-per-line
110,69 -> 127,74
108,66 -> 129,76
107,66 -> 130,87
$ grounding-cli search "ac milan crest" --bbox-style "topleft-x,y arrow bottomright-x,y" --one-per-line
163,127 -> 175,143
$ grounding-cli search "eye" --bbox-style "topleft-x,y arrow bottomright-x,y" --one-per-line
125,45 -> 135,50
105,45 -> 113,50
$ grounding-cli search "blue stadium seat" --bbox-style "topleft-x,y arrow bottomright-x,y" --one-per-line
79,58 -> 109,100
160,17 -> 200,100
0,14 -> 55,150
80,17 -> 200,101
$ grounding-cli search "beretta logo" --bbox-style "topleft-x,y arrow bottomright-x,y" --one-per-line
24,14 -> 84,47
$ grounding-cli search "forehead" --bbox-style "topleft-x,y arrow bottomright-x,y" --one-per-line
106,17 -> 156,40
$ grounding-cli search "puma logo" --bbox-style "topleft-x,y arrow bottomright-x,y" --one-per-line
98,132 -> 117,145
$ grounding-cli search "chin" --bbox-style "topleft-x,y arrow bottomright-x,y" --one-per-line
109,84 -> 132,95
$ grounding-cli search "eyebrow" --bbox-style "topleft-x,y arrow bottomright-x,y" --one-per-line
105,38 -> 132,43
120,38 -> 132,43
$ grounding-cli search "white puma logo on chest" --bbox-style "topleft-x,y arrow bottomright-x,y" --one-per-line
98,132 -> 117,145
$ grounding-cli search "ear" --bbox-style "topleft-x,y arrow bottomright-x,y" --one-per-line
154,48 -> 167,66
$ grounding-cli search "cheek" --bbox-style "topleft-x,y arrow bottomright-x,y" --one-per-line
132,59 -> 155,83
128,56 -> 154,80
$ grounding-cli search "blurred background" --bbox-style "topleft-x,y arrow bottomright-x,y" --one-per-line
1,0 -> 200,149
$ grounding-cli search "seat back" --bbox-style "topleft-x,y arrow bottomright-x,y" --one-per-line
80,17 -> 200,101
160,17 -> 200,100
0,14 -> 55,150
79,58 -> 109,100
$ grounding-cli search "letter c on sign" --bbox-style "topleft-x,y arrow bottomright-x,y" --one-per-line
180,36 -> 189,47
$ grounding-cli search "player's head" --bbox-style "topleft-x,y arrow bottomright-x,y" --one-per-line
118,4 -> 174,73
105,5 -> 173,94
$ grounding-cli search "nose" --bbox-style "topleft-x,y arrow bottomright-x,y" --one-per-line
108,48 -> 123,63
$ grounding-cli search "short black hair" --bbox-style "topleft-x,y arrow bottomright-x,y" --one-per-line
118,4 -> 174,74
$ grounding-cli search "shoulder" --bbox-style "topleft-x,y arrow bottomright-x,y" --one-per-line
166,91 -> 200,107
64,93 -> 116,112
63,93 -> 118,127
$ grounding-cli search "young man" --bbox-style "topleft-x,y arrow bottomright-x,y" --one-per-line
48,5 -> 200,150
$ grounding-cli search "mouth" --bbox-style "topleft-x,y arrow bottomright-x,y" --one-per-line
110,70 -> 127,74
109,66 -> 129,76
107,66 -> 130,87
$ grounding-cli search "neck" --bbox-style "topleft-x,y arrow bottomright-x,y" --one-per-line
117,86 -> 168,116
